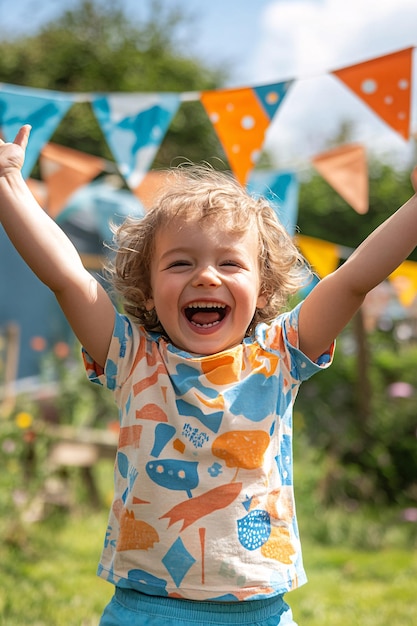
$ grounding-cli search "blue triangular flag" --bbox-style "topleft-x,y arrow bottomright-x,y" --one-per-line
247,170 -> 299,236
253,80 -> 293,120
0,84 -> 74,178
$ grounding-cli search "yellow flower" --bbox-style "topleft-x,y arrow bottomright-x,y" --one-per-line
15,412 -> 33,429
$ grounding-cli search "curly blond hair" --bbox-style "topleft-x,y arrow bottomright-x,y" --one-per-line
106,166 -> 308,334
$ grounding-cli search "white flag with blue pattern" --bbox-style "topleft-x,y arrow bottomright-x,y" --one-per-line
92,93 -> 180,190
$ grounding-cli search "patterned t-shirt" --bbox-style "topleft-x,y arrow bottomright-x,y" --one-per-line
83,303 -> 334,602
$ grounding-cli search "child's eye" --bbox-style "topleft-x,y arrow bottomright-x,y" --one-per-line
166,260 -> 191,269
221,260 -> 242,267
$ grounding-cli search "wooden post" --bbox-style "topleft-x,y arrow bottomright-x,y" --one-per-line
353,307 -> 372,426
1,322 -> 20,416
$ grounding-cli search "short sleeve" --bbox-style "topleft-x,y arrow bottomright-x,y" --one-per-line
82,311 -> 142,391
255,302 -> 335,383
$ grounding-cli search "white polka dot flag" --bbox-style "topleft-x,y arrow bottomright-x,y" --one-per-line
332,47 -> 413,140
200,81 -> 293,185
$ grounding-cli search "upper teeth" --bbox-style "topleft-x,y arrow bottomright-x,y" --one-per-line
187,302 -> 226,309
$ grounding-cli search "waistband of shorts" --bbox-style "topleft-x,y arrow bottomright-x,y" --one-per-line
114,587 -> 286,624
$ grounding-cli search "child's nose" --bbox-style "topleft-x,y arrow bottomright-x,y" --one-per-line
192,265 -> 222,287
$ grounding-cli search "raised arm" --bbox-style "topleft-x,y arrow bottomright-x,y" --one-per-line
0,126 -> 115,367
298,166 -> 417,362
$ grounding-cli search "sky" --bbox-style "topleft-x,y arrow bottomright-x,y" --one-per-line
1,0 -> 416,168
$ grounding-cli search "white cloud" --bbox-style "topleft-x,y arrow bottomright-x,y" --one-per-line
251,0 -> 417,166
255,0 -> 416,79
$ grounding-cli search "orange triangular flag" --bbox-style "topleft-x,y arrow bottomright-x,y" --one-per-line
201,82 -> 292,185
332,47 -> 413,140
40,143 -> 105,218
312,143 -> 368,214
134,170 -> 170,211
201,87 -> 269,185
296,235 -> 340,278
388,260 -> 417,307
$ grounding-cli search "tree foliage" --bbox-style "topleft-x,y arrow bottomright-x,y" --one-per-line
0,0 -> 227,165
296,325 -> 417,507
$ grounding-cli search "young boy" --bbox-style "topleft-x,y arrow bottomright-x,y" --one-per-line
1,125 -> 417,625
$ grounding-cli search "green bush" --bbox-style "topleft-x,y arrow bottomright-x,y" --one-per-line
296,319 -> 417,507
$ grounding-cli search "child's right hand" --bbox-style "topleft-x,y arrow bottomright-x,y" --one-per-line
0,125 -> 31,176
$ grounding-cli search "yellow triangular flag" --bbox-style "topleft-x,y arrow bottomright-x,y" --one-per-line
296,235 -> 340,278
388,260 -> 417,307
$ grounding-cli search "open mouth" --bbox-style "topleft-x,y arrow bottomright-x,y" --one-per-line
184,302 -> 228,328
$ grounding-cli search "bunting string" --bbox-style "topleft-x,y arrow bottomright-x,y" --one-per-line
0,46 -> 414,188
1,46 -> 416,308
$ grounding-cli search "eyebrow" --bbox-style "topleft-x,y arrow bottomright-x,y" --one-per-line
159,245 -> 246,260
159,247 -> 191,259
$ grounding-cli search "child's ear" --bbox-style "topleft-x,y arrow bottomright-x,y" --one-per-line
256,292 -> 268,309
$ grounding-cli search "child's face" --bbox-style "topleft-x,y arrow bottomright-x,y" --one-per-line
146,219 -> 267,355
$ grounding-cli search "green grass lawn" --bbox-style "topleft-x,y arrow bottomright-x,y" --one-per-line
0,511 -> 113,626
291,540 -> 417,625
1,453 -> 416,626
1,509 -> 416,626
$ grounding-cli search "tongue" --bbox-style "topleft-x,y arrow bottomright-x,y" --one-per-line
191,310 -> 221,325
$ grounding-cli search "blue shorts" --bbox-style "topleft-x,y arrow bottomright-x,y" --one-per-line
99,588 -> 298,625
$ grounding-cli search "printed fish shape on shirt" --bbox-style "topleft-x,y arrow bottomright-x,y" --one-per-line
145,459 -> 199,498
